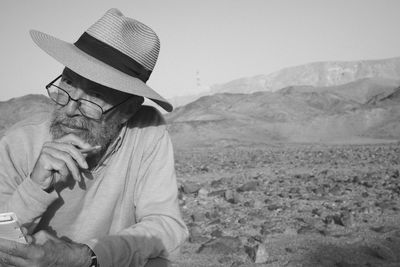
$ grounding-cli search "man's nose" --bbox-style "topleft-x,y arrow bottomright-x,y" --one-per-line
63,88 -> 85,117
64,99 -> 81,117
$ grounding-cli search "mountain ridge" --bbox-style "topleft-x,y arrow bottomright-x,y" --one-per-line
1,58 -> 400,149
166,77 -> 400,148
171,57 -> 400,107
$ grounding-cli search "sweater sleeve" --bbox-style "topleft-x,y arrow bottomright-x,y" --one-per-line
85,128 -> 188,267
0,127 -> 58,229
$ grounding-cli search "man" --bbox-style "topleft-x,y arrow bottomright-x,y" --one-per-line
0,8 -> 188,267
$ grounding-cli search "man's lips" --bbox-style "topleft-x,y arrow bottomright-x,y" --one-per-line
60,123 -> 87,132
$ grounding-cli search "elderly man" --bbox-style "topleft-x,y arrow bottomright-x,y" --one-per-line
0,8 -> 187,267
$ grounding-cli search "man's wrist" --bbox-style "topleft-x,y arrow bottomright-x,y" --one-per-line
85,245 -> 99,267
43,184 -> 55,193
29,175 -> 54,193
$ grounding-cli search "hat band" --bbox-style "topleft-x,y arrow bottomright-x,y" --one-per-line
74,32 -> 152,82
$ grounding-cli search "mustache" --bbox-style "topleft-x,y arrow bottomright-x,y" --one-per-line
51,114 -> 91,130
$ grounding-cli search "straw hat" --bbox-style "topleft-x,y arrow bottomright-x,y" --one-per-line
30,8 -> 173,112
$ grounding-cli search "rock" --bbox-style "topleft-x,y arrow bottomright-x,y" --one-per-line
205,210 -> 220,220
198,188 -> 209,198
362,181 -> 373,188
178,190 -> 184,200
188,225 -> 208,243
324,214 -> 344,226
267,204 -> 284,211
217,256 -> 231,264
260,224 -> 271,236
283,227 -> 298,235
210,229 -> 223,238
191,212 -> 207,222
207,218 -> 222,226
352,175 -> 361,184
244,199 -> 255,207
197,236 -> 242,255
311,208 -> 321,217
238,218 -> 246,224
260,221 -> 277,235
285,247 -> 294,253
288,187 -> 300,194
390,169 -> 399,179
247,235 -> 263,244
231,260 -> 245,267
361,191 -> 369,198
375,200 -> 397,211
236,181 -> 259,192
210,179 -> 223,187
253,199 -> 264,209
361,245 -> 398,262
329,184 -> 342,196
359,206 -> 372,214
199,165 -> 209,172
340,210 -> 355,227
224,189 -> 241,204
245,243 -> 270,263
181,181 -> 202,194
208,189 -> 226,197
370,225 -> 397,233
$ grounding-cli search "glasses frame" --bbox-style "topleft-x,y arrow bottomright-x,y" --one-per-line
46,75 -> 132,120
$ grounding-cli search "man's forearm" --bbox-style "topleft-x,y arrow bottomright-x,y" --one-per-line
85,215 -> 188,267
0,177 -> 58,229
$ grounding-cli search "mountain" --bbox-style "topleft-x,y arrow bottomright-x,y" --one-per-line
170,57 -> 400,107
0,94 -> 54,136
1,68 -> 400,149
211,57 -> 400,94
166,77 -> 400,149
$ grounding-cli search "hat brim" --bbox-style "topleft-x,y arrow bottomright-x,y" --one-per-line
30,30 -> 173,112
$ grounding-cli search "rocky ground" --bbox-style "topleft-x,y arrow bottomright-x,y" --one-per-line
171,142 -> 400,267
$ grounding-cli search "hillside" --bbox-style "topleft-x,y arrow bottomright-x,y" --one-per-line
211,57 -> 400,94
0,94 -> 54,136
171,57 -> 400,107
1,77 -> 399,149
166,77 -> 400,149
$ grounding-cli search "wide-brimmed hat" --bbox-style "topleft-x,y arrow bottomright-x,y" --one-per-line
30,8 -> 173,112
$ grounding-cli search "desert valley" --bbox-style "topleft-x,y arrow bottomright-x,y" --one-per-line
1,57 -> 400,266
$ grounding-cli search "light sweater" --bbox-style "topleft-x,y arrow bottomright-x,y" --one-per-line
0,106 -> 188,267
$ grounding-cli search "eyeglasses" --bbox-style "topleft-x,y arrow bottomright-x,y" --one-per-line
46,75 -> 132,120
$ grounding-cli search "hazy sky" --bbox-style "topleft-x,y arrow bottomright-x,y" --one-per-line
1,0 -> 400,102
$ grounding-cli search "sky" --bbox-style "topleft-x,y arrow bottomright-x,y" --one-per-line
1,0 -> 400,102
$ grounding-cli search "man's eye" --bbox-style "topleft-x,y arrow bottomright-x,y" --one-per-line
61,78 -> 73,85
90,92 -> 104,99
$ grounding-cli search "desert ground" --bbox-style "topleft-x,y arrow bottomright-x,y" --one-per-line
171,142 -> 400,267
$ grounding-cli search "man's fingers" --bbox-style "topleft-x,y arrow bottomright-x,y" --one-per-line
44,143 -> 88,170
0,250 -> 15,266
41,149 -> 80,183
0,250 -> 28,266
0,238 -> 28,258
46,151 -> 81,183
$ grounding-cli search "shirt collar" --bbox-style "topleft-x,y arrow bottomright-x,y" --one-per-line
106,121 -> 128,155
92,121 -> 128,171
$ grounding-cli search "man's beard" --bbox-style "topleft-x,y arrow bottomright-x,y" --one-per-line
49,108 -> 122,153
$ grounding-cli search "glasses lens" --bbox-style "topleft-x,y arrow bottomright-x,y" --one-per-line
47,86 -> 69,105
78,100 -> 103,120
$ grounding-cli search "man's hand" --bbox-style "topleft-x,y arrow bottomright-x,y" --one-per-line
0,230 -> 92,267
30,134 -> 100,191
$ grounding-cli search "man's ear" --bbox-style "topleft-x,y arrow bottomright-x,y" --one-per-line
118,96 -> 144,124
